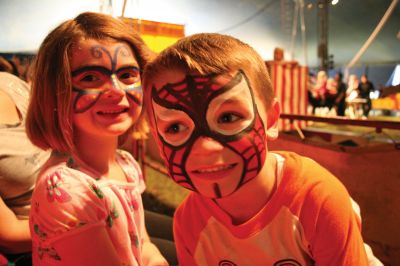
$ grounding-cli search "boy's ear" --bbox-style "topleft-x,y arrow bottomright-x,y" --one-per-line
265,98 -> 280,140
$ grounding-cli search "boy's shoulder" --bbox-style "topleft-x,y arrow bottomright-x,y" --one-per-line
174,192 -> 215,225
273,151 -> 351,209
175,192 -> 204,215
274,151 -> 336,180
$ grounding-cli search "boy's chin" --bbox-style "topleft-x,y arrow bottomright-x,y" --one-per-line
190,179 -> 240,199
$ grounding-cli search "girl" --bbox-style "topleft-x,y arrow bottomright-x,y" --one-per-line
25,12 -> 167,266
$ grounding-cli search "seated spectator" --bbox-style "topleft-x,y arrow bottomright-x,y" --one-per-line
326,77 -> 338,110
0,71 -> 50,265
0,56 -> 19,77
358,74 -> 375,117
333,72 -> 346,116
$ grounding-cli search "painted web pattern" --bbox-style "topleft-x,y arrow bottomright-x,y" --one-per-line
152,72 -> 266,192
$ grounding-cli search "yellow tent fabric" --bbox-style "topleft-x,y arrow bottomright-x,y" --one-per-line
121,18 -> 185,52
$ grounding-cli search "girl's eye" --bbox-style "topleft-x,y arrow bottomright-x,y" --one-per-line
80,74 -> 99,83
119,70 -> 140,84
217,113 -> 242,124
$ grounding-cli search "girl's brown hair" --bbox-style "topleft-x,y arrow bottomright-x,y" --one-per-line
26,12 -> 153,153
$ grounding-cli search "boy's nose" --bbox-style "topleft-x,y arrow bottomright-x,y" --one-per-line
191,136 -> 224,155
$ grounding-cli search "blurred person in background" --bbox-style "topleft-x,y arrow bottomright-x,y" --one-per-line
325,77 -> 338,110
314,70 -> 328,108
0,60 -> 50,265
358,74 -> 375,117
334,72 -> 347,116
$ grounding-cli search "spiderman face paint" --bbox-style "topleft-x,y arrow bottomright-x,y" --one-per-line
71,42 -> 142,113
151,70 -> 267,198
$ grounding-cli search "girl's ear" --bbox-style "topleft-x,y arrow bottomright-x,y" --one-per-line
265,98 -> 280,140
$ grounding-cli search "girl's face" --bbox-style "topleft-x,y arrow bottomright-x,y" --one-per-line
70,39 -> 142,139
149,69 -> 270,198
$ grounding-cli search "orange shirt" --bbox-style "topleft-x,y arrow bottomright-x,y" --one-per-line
174,152 -> 369,266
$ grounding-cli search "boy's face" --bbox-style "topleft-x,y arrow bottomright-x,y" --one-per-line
148,68 -> 276,198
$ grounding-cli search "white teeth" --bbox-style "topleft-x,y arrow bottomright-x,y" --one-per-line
103,110 -> 121,114
100,108 -> 127,114
195,164 -> 234,173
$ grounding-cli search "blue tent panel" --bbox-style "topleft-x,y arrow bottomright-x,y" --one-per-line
385,64 -> 400,87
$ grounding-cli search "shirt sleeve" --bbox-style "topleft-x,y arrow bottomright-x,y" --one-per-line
301,176 -> 369,266
30,166 -> 120,265
173,207 -> 198,266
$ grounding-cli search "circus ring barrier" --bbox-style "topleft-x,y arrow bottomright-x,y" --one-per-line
372,92 -> 400,114
270,114 -> 400,265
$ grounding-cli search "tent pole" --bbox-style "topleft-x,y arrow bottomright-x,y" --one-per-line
121,0 -> 128,17
345,0 -> 399,71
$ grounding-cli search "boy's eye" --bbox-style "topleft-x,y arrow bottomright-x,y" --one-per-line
217,113 -> 242,124
153,101 -> 195,146
166,123 -> 188,134
161,121 -> 193,146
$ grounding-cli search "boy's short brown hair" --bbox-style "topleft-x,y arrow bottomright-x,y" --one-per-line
143,33 -> 274,110
26,12 -> 153,153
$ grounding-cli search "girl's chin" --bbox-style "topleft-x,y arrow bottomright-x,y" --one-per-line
104,127 -> 131,136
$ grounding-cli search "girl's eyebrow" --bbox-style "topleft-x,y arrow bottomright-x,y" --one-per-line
116,65 -> 140,73
71,65 -> 140,77
71,66 -> 111,77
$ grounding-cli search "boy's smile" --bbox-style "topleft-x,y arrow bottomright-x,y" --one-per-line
190,163 -> 238,176
150,69 -> 268,198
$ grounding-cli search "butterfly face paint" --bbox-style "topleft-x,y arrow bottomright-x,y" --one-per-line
71,44 -> 142,113
151,70 -> 267,198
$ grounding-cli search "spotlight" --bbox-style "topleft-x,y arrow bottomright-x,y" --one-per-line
331,0 -> 339,5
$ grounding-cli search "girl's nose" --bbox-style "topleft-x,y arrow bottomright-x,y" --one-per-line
104,74 -> 125,98
191,136 -> 224,156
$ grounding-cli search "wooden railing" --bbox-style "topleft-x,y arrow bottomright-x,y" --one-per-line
280,113 -> 400,132
280,113 -> 400,150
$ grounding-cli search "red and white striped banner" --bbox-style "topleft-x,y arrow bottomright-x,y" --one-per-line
267,62 -> 309,131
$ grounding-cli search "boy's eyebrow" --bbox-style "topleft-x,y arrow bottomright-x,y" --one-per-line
220,98 -> 241,104
71,65 -> 140,77
152,103 -> 191,120
155,108 -> 181,118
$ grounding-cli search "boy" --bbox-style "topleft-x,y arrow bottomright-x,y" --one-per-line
143,33 -> 379,265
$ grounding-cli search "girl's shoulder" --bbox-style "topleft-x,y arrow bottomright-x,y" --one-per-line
31,161 -> 113,241
116,149 -> 143,183
36,160 -> 94,188
33,159 -> 108,209
116,149 -> 140,168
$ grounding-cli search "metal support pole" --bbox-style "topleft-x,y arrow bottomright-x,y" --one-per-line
317,0 -> 328,71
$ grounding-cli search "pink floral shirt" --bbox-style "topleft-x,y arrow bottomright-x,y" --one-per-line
30,150 -> 146,266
